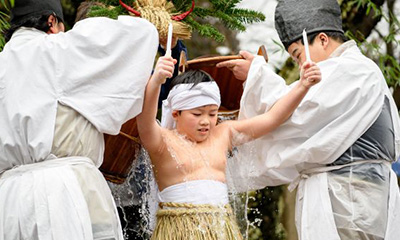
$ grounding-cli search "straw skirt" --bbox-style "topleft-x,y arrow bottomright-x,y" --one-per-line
151,202 -> 243,240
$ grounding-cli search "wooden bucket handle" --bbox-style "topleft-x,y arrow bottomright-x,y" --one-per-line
179,45 -> 268,72
257,45 -> 268,62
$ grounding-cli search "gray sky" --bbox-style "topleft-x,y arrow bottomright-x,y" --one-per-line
237,0 -> 288,69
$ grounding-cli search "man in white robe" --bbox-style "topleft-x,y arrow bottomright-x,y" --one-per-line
0,0 -> 158,239
218,0 -> 400,239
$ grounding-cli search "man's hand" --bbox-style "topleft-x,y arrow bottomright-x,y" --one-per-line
216,51 -> 255,81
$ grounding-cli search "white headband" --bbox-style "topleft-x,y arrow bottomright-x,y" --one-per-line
161,81 -> 221,129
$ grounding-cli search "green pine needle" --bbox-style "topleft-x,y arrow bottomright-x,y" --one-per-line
89,0 -> 265,42
87,5 -> 122,19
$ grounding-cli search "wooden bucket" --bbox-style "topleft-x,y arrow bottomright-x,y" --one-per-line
100,47 -> 268,184
100,118 -> 141,184
183,55 -> 245,110
181,45 -> 268,112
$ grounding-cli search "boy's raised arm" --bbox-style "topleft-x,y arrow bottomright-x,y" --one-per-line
230,61 -> 321,141
137,56 -> 176,153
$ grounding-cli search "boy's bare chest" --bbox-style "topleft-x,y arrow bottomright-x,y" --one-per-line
161,131 -> 228,172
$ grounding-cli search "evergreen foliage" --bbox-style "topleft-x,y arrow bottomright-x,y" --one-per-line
0,0 -> 265,46
87,4 -> 121,19
86,0 -> 265,42
183,0 -> 266,41
341,0 -> 400,88
0,0 -> 13,51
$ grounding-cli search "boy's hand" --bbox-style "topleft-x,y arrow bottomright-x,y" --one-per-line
300,61 -> 321,89
152,56 -> 177,84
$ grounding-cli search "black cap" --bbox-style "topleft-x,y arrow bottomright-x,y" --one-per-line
11,0 -> 64,24
274,0 -> 344,50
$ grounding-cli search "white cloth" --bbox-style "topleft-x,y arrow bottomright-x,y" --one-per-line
0,16 -> 158,171
0,16 -> 158,240
0,157 -> 122,240
229,41 -> 400,240
161,82 -> 221,129
327,165 -> 389,238
158,180 -> 229,205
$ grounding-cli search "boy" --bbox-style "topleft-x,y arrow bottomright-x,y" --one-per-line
136,56 -> 321,239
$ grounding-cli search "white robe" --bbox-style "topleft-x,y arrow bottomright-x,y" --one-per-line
227,41 -> 400,240
0,16 -> 158,239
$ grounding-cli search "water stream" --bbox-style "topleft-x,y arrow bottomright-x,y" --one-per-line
108,115 -> 261,239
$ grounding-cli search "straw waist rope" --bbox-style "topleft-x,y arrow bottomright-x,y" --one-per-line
0,156 -> 95,180
157,202 -> 234,217
288,159 -> 391,192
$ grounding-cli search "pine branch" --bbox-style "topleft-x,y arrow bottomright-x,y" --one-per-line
232,8 -> 265,25
172,0 -> 193,12
87,5 -> 122,19
185,16 -> 225,42
189,0 -> 265,40
82,0 -> 266,42
192,5 -> 264,32
0,0 -> 12,51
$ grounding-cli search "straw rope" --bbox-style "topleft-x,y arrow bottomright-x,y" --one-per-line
131,0 -> 191,40
151,202 -> 243,240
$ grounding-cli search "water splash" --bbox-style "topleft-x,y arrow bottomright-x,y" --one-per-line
108,148 -> 157,239
107,128 -> 262,240
226,131 -> 259,240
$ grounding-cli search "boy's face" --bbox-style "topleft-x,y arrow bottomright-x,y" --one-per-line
173,104 -> 219,143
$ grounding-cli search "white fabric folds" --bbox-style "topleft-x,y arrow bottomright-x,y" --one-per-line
0,16 -> 159,240
158,180 -> 229,205
229,40 -> 400,240
161,82 -> 221,129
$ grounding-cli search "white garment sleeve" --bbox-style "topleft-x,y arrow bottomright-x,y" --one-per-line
53,16 -> 159,134
226,56 -> 298,190
229,52 -> 392,189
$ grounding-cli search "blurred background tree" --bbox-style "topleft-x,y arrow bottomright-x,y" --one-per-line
0,0 -> 13,50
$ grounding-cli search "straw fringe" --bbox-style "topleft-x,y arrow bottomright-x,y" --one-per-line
151,202 -> 243,240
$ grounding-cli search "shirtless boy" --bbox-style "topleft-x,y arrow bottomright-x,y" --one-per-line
137,56 -> 321,239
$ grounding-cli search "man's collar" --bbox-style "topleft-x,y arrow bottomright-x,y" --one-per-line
329,40 -> 357,58
11,27 -> 46,41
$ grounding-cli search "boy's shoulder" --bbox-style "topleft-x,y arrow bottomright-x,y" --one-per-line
160,128 -> 175,138
213,121 -> 235,140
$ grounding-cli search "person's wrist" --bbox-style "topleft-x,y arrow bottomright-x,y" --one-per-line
156,76 -> 166,85
298,81 -> 310,91
151,73 -> 164,85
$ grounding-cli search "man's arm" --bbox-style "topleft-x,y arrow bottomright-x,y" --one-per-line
56,17 -> 160,135
137,56 -> 177,153
228,62 -> 321,140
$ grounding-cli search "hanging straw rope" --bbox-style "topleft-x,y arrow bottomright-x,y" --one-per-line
129,0 -> 191,40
